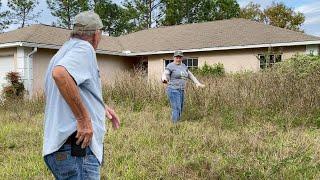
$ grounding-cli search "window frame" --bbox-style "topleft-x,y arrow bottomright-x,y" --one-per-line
258,53 -> 282,69
163,57 -> 199,70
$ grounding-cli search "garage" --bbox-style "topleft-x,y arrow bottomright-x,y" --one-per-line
0,56 -> 14,91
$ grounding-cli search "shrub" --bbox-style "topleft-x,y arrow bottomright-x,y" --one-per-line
193,62 -> 225,76
2,71 -> 25,99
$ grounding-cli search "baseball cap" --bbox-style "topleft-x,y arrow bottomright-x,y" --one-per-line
73,11 -> 103,31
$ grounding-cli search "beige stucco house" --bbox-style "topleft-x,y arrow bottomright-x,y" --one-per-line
0,18 -> 319,95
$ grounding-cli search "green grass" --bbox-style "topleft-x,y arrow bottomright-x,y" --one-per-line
1,55 -> 320,179
1,106 -> 320,179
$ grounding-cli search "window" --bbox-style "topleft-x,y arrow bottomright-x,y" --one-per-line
258,54 -> 282,69
309,50 -> 315,56
164,59 -> 174,67
164,58 -> 199,69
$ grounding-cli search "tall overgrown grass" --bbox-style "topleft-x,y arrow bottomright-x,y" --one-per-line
103,55 -> 320,128
1,54 -> 320,179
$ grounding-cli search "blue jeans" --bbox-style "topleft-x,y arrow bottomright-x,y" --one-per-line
167,87 -> 184,123
44,144 -> 100,180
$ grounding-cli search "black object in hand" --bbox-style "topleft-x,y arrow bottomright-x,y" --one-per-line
70,131 -> 86,157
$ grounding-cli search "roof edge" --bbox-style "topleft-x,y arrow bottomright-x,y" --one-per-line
21,42 -> 126,56
128,41 -> 320,56
0,42 -> 23,48
0,40 -> 319,56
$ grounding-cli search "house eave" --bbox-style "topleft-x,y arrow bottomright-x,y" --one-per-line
127,40 -> 320,56
21,42 -> 127,56
0,40 -> 319,57
0,42 -> 24,48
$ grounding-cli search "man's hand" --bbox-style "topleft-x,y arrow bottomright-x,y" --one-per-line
76,118 -> 93,149
196,83 -> 205,88
162,79 -> 168,84
161,75 -> 168,84
106,106 -> 120,129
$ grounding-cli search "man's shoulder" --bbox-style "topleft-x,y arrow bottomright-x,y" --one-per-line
76,39 -> 94,52
167,62 -> 175,68
65,38 -> 94,54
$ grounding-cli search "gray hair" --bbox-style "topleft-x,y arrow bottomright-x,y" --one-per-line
70,28 -> 97,38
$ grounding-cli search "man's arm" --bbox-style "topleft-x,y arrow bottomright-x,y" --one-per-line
52,66 -> 93,149
162,69 -> 170,83
188,70 -> 205,88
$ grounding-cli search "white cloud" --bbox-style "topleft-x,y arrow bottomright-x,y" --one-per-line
305,16 -> 320,25
295,1 -> 320,27
238,0 -> 272,8
295,2 -> 320,14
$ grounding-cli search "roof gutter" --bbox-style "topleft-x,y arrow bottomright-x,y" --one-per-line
0,40 -> 319,56
0,42 -> 23,48
22,42 -> 125,56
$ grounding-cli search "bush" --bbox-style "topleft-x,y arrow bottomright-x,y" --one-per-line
2,72 -> 25,99
192,62 -> 225,76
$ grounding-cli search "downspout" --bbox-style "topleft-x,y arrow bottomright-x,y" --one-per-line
27,47 -> 37,98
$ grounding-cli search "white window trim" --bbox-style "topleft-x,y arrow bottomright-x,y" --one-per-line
163,58 -> 199,70
258,53 -> 282,69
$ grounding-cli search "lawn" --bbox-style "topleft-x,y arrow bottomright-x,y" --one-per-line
1,55 -> 320,179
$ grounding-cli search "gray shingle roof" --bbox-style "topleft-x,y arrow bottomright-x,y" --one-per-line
0,18 -> 319,55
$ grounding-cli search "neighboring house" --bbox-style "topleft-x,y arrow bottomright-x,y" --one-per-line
0,18 -> 319,95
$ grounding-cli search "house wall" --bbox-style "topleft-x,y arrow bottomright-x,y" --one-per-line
0,48 -> 16,90
32,48 -> 57,94
32,48 -> 135,94
148,45 -> 306,79
96,54 -> 137,85
0,48 -> 16,63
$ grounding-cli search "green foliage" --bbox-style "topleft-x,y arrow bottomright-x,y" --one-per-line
161,0 -> 240,25
264,2 -> 305,32
0,2 -> 11,32
7,0 -> 41,28
239,2 -> 265,22
240,2 -> 305,32
46,0 -> 90,29
194,62 -> 225,76
122,0 -> 163,31
274,54 -> 320,77
94,0 -> 136,36
1,71 -> 25,99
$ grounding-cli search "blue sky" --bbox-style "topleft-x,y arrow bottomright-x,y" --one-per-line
1,0 -> 319,36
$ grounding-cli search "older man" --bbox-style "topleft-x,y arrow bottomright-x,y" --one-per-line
43,11 -> 120,179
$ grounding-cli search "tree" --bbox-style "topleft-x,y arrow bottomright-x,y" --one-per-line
213,0 -> 240,20
264,2 -> 305,32
47,0 -> 90,29
93,0 -> 135,36
0,2 -> 11,32
122,0 -> 163,30
239,2 -> 264,22
240,1 -> 305,32
161,0 -> 240,26
7,0 -> 41,28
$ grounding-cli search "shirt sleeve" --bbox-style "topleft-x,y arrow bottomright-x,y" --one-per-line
55,43 -> 93,85
162,69 -> 171,81
165,63 -> 173,73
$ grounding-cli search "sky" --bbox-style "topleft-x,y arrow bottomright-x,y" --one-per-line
0,0 -> 319,36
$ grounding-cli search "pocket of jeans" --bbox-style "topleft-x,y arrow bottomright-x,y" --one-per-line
53,146 -> 78,177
